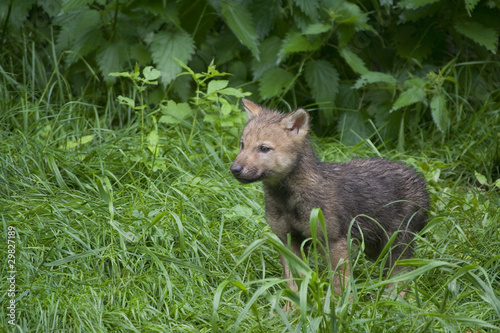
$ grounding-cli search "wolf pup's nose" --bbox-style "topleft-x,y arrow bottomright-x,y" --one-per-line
230,164 -> 243,176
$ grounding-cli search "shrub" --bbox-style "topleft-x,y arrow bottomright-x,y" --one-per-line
1,0 -> 499,143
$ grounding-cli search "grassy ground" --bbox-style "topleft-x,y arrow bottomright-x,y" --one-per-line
1,68 -> 500,333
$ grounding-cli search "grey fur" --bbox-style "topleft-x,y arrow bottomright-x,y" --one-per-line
230,99 -> 429,294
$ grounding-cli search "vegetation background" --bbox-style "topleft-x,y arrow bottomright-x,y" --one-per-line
1,0 -> 499,331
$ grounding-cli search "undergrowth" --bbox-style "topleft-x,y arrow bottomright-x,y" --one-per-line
1,61 -> 499,332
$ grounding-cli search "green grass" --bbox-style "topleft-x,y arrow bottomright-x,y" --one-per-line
1,64 -> 500,333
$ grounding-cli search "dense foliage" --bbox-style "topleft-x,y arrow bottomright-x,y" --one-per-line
1,0 -> 499,141
1,0 -> 500,332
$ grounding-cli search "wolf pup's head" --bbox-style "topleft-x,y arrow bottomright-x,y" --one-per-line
230,99 -> 310,184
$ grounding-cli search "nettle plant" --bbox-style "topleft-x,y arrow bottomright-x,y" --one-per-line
352,60 -> 459,149
110,63 -> 249,171
2,0 -> 498,144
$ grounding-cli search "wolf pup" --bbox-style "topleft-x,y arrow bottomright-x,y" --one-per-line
230,99 -> 429,296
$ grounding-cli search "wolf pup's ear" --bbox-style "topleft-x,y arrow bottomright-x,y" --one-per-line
281,108 -> 310,135
241,99 -> 262,120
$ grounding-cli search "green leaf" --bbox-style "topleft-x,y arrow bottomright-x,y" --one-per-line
79,135 -> 94,145
61,0 -> 92,13
108,71 -> 132,78
392,25 -> 435,61
374,103 -> 403,142
44,249 -> 105,267
251,0 -> 280,39
338,110 -> 371,145
304,60 -> 339,108
404,77 -> 427,89
96,176 -> 113,207
159,100 -> 193,124
336,82 -> 360,111
151,30 -> 195,85
221,1 -> 260,60
464,0 -> 481,14
399,0 -> 442,9
354,71 -> 397,89
279,31 -> 322,60
142,1 -> 180,28
109,220 -> 136,242
56,9 -> 103,65
130,44 -> 152,65
475,171 -> 488,186
0,0 -> 37,30
455,20 -> 498,53
59,135 -> 95,150
221,100 -> 232,116
494,179 -> 500,189
203,114 -> 217,123
392,86 -> 426,111
336,2 -> 368,26
339,47 -> 368,74
293,0 -> 319,18
252,36 -> 282,79
143,66 -> 161,81
207,80 -> 229,95
96,41 -> 128,84
217,87 -> 248,98
259,68 -> 295,99
398,4 -> 441,23
229,204 -> 253,217
147,129 -> 159,154
430,94 -> 449,132
304,23 -> 331,35
117,96 -> 136,109
109,64 -> 139,79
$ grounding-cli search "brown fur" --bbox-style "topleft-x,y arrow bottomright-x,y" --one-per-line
230,99 -> 429,296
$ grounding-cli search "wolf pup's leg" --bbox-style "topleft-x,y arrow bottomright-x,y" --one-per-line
385,239 -> 415,297
329,238 -> 351,295
280,238 -> 303,313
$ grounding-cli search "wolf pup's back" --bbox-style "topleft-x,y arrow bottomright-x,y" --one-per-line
231,99 -> 429,296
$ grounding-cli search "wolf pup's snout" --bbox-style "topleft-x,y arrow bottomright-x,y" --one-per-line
230,164 -> 243,177
230,161 -> 260,184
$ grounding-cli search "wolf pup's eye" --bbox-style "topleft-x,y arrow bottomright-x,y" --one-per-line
259,145 -> 270,153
